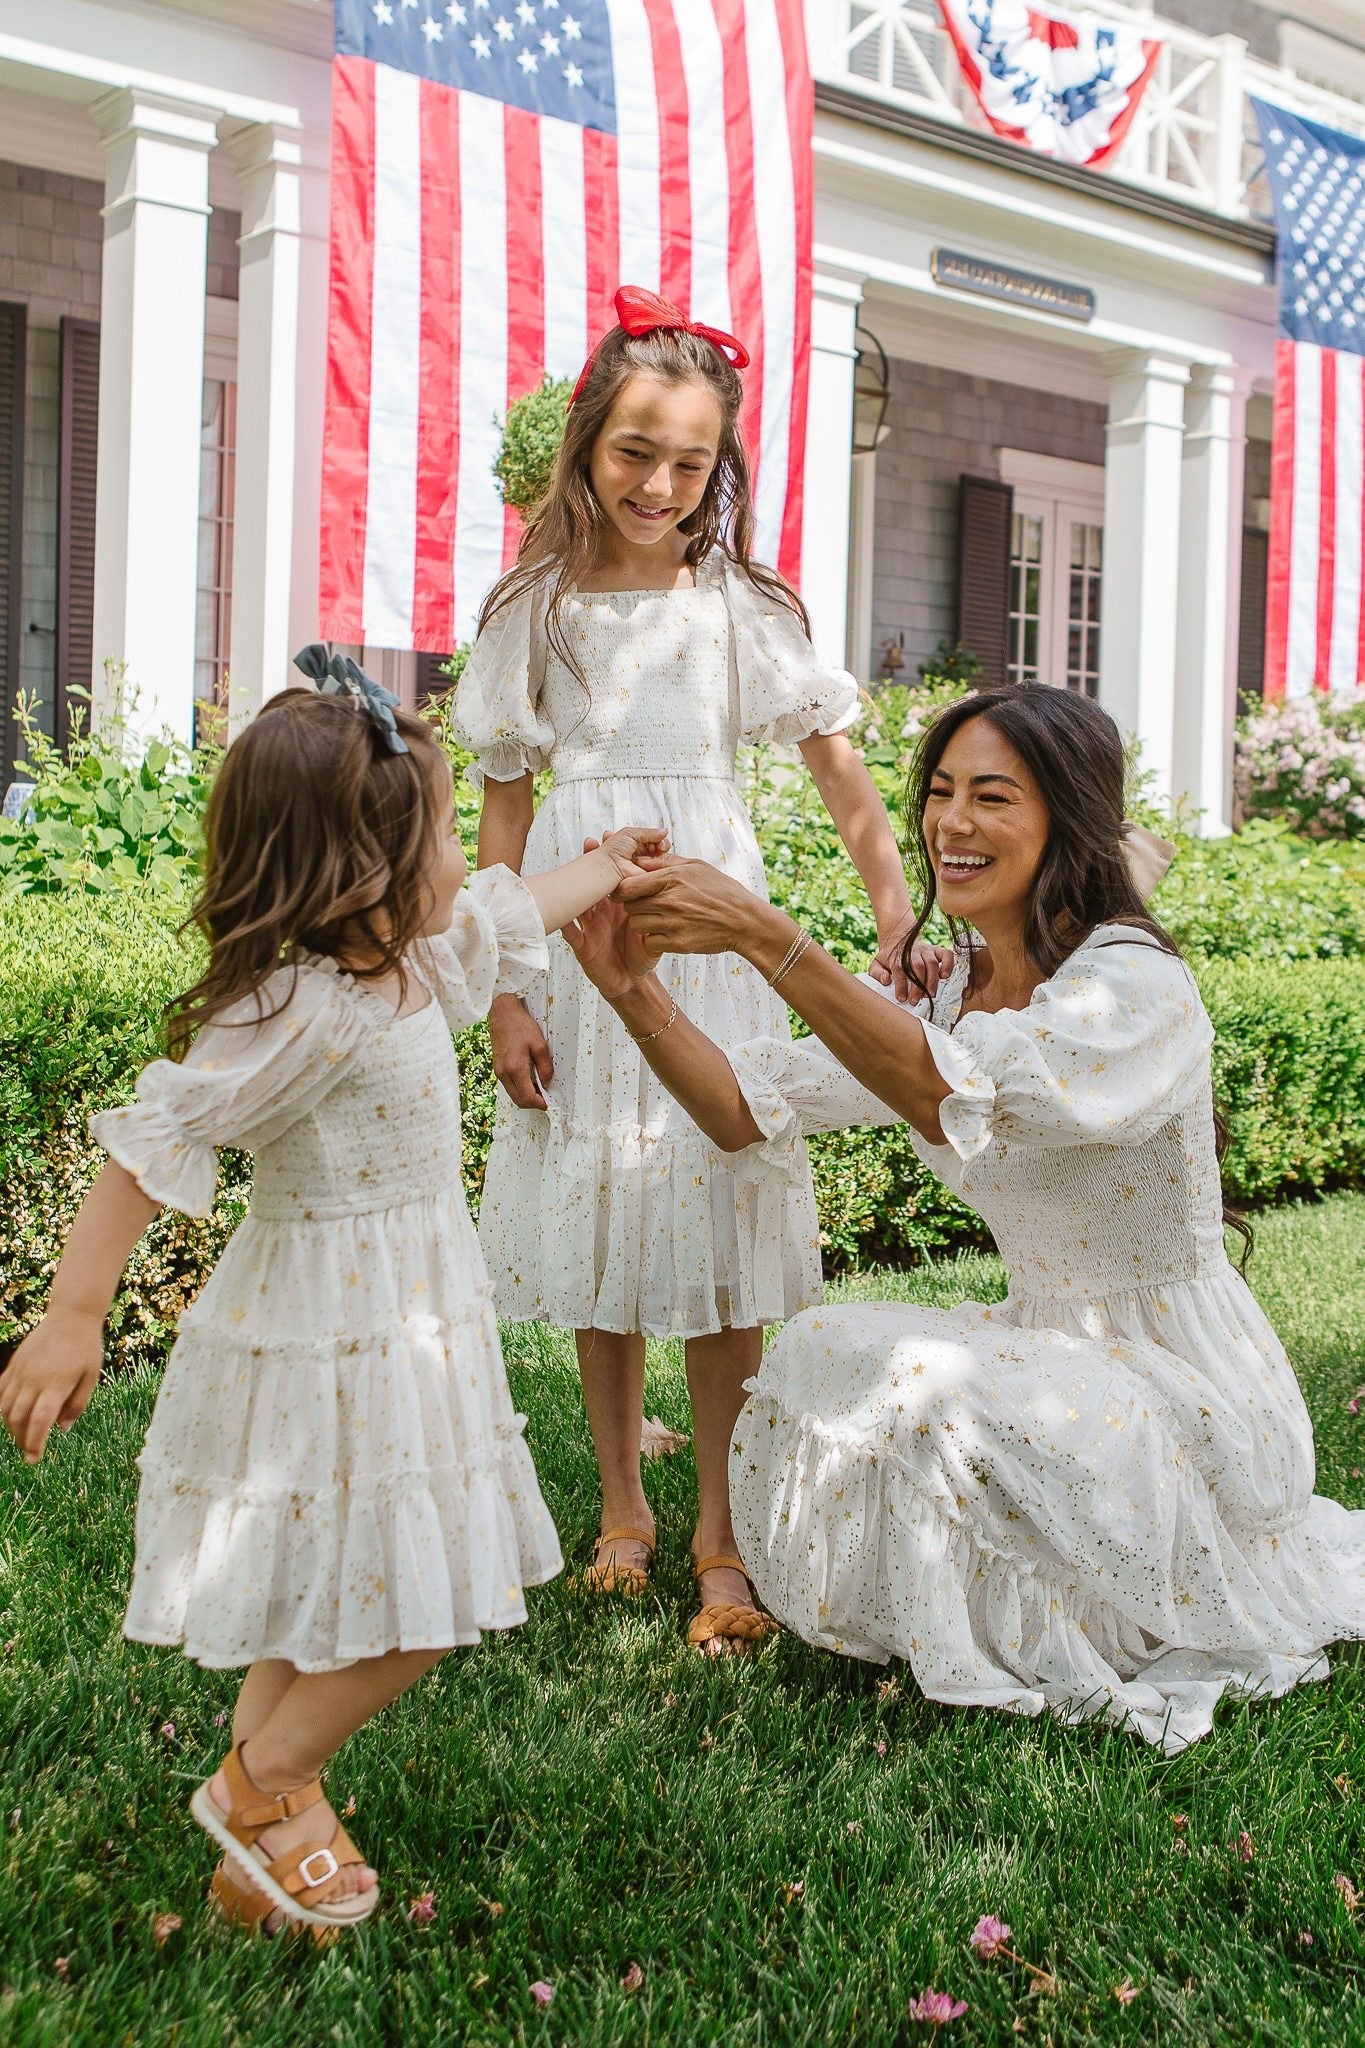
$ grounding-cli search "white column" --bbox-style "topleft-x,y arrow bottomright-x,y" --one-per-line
226,122 -> 302,730
289,146 -> 332,669
91,88 -> 218,741
800,265 -> 863,669
1173,363 -> 1252,832
1099,349 -> 1190,795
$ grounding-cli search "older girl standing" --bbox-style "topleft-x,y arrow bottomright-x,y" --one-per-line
455,289 -> 932,1654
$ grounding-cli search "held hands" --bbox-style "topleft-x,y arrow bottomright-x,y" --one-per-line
0,1310 -> 104,1465
594,824 -> 670,882
562,882 -> 659,1003
868,907 -> 955,1003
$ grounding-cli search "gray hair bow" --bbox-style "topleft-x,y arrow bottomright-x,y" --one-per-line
293,644 -> 410,755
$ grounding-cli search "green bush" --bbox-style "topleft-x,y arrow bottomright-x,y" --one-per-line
493,375 -> 572,516
6,888 -> 1365,1359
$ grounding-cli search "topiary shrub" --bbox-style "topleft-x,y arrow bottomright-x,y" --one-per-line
493,375 -> 572,517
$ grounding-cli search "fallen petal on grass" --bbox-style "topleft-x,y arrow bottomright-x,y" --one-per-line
621,1962 -> 644,1992
406,1892 -> 437,1926
1235,1830 -> 1254,1863
530,1980 -> 555,2007
151,1913 -> 182,1947
1113,1977 -> 1141,2007
969,1914 -> 1012,1959
1336,1873 -> 1360,1911
781,1880 -> 805,1905
158,1722 -> 176,1744
908,1988 -> 968,2026
1298,1930 -> 1315,1946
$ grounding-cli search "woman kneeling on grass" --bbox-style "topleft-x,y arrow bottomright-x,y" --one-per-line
0,665 -> 664,1934
565,683 -> 1365,1752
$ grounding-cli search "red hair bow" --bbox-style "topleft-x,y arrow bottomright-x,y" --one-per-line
570,285 -> 750,402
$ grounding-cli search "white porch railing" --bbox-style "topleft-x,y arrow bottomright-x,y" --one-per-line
808,0 -> 1365,222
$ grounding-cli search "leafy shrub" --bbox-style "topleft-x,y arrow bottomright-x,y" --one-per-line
6,889 -> 1365,1360
0,680 -> 212,902
493,375 -> 572,516
1236,693 -> 1365,838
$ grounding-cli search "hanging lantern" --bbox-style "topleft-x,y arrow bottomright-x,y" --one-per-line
852,326 -> 891,454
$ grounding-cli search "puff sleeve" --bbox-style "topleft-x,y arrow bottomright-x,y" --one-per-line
90,966 -> 374,1217
727,975 -> 916,1182
421,864 -> 549,1031
716,555 -> 861,746
451,585 -> 556,787
919,930 -> 1214,1169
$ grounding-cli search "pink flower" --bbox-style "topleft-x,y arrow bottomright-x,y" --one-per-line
1235,1830 -> 1254,1863
908,1989 -> 968,2027
1113,1977 -> 1141,2007
530,1981 -> 556,2007
620,1962 -> 644,1992
213,1711 -> 228,1728
152,1912 -> 183,1947
406,1891 -> 437,1926
874,1738 -> 888,1757
969,1915 -> 1013,1960
1298,1930 -> 1315,1946
158,1722 -> 176,1744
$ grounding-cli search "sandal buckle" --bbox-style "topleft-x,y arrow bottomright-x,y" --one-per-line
298,1847 -> 340,1890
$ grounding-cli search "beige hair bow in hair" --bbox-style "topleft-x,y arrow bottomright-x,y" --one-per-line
1121,821 -> 1176,903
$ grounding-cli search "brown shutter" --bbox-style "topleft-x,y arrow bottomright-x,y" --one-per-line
0,301 -> 26,789
415,652 -> 450,704
1237,527 -> 1269,705
957,474 -> 1013,687
57,317 -> 100,751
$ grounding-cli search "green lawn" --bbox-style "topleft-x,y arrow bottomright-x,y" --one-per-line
2,1196 -> 1363,2047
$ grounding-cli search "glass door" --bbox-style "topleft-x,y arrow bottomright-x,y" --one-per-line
1007,492 -> 1103,695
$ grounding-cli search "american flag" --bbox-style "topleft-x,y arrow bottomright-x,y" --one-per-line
1252,98 -> 1365,699
318,0 -> 814,652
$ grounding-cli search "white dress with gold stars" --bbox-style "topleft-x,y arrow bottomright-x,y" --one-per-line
455,550 -> 859,1338
91,867 -> 563,1673
726,928 -> 1365,1751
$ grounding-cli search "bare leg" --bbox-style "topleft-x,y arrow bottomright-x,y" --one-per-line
686,1326 -> 763,1648
207,1646 -> 447,1903
575,1327 -> 654,1574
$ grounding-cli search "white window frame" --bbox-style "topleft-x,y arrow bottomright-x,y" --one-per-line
999,450 -> 1105,692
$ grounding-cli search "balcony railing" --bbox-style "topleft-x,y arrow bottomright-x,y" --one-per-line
809,0 -> 1365,222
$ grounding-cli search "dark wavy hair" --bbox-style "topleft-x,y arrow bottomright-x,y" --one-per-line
477,321 -> 807,682
901,684 -> 1251,1265
167,688 -> 451,1058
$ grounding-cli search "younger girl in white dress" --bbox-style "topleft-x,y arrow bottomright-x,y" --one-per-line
456,286 -> 934,1652
0,665 -> 663,1933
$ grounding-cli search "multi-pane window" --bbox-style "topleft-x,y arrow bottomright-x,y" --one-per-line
1007,511 -> 1044,685
1066,520 -> 1102,698
1002,459 -> 1104,697
194,379 -> 236,737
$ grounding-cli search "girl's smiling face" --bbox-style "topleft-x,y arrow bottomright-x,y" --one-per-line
588,372 -> 723,551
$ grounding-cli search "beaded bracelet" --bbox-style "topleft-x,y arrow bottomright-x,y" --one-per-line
629,998 -> 678,1046
768,929 -> 812,990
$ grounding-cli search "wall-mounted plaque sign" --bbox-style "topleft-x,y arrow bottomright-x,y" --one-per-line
930,248 -> 1096,322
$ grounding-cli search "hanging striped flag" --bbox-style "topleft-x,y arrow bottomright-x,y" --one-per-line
1253,98 -> 1365,699
318,0 -> 814,652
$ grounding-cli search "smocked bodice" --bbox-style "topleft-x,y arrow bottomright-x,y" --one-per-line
541,587 -> 736,783
250,1001 -> 463,1220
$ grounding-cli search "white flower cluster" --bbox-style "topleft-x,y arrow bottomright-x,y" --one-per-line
1235,693 -> 1365,838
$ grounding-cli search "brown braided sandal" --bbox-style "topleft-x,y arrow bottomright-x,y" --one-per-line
688,1554 -> 780,1657
567,1524 -> 656,1598
190,1744 -> 378,1932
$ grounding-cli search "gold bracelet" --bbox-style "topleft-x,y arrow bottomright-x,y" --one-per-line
768,929 -> 812,989
628,998 -> 678,1046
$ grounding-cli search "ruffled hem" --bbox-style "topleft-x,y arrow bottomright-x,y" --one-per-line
125,1430 -> 562,1671
467,864 -> 548,997
91,1102 -> 220,1218
732,1388 -> 1365,1754
463,739 -> 549,792
479,1105 -> 823,1337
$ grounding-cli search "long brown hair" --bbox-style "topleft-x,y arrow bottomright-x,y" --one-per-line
167,688 -> 451,1058
478,323 -> 808,678
902,685 -> 1252,1265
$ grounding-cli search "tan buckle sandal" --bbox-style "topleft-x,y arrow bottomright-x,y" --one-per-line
567,1524 -> 656,1598
688,1554 -> 780,1656
191,1744 -> 378,1932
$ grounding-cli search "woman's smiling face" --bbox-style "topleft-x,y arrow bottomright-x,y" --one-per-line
922,714 -> 1050,924
588,372 -> 722,550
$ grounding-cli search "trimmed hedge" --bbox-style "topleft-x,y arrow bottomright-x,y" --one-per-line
5,890 -> 1365,1364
